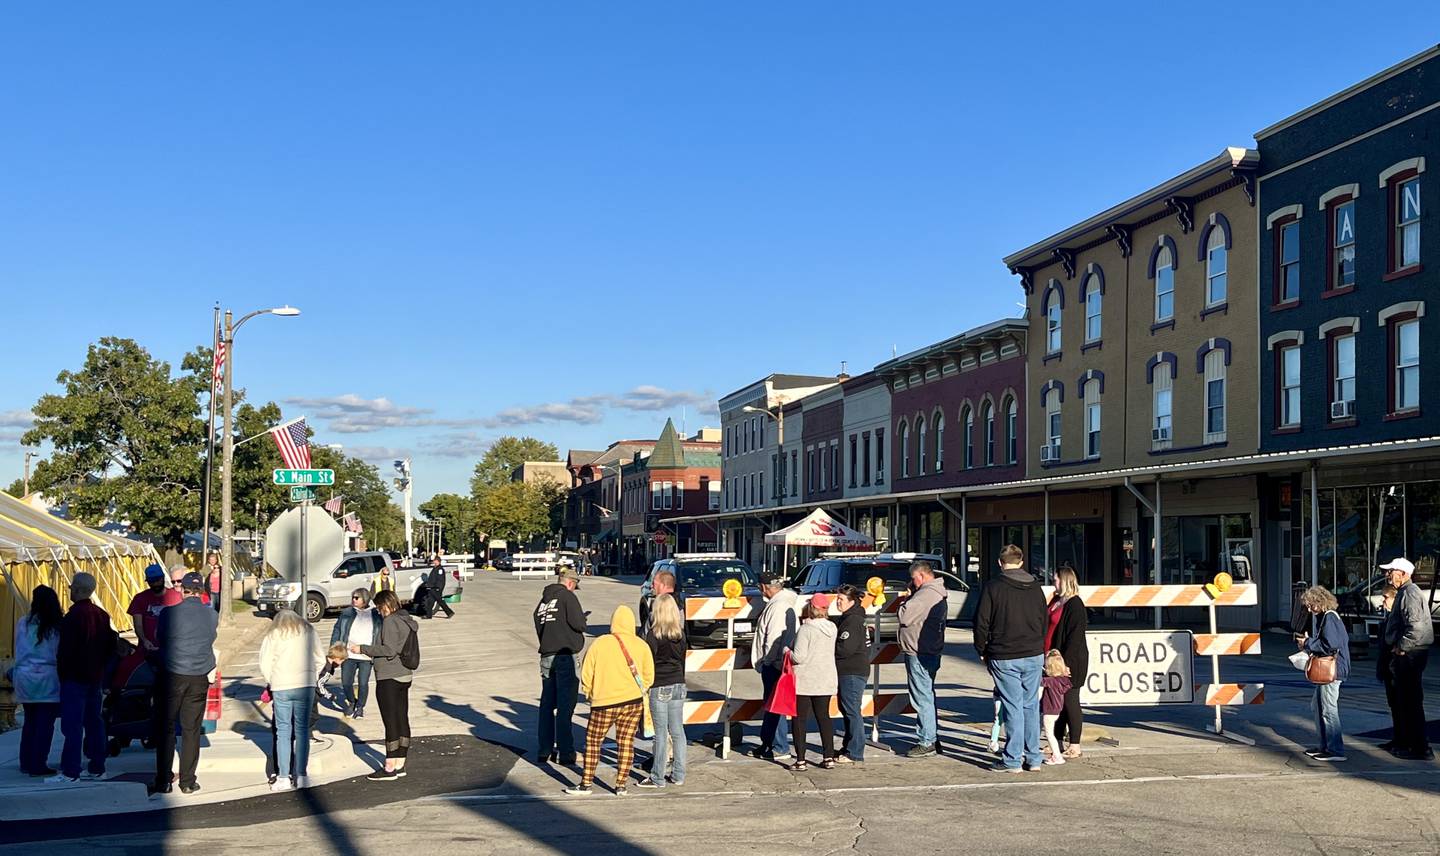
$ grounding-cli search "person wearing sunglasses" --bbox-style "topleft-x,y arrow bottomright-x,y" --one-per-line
329,588 -> 382,718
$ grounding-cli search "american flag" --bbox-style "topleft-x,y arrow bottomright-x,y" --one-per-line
268,417 -> 312,468
342,513 -> 363,534
323,496 -> 343,515
212,340 -> 226,391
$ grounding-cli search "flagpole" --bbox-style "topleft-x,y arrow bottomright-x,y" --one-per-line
200,304 -> 220,570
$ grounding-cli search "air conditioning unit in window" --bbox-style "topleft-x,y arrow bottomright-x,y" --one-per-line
1039,444 -> 1059,463
1152,427 -> 1171,442
1330,400 -> 1355,420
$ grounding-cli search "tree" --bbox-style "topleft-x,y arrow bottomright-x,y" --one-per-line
470,436 -> 560,496
222,400 -> 290,534
23,338 -> 207,548
4,479 -> 23,497
310,447 -> 406,550
418,492 -> 478,553
475,481 -> 556,547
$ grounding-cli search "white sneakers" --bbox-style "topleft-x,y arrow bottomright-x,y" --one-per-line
270,779 -> 294,792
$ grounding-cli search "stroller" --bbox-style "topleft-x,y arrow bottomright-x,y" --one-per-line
105,640 -> 157,756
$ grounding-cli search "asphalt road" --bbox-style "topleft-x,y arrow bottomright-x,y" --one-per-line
6,573 -> 1440,855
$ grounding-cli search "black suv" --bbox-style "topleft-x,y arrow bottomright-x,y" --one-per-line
639,554 -> 761,647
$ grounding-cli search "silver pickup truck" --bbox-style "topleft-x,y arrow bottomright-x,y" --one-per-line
256,551 -> 460,622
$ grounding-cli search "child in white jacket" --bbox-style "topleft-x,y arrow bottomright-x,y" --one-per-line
788,595 -> 839,770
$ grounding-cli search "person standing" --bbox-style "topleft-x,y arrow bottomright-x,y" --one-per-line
424,557 -> 455,620
535,567 -> 586,766
12,585 -> 63,777
151,572 -> 218,795
372,562 -> 396,595
789,595 -> 839,770
833,584 -> 870,764
750,571 -> 797,762
973,545 -> 1047,773
260,609 -> 326,790
206,553 -> 224,614
1298,585 -> 1350,762
47,573 -> 117,785
636,593 -> 687,789
127,563 -> 180,656
642,570 -> 677,634
897,560 -> 948,758
1047,565 -> 1089,759
565,604 -> 653,796
1376,583 -> 1400,749
1039,650 -> 1072,766
354,589 -> 420,780
331,588 -> 382,718
170,564 -> 210,607
1380,557 -> 1434,760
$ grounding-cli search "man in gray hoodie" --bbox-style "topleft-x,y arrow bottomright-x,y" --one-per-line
1380,557 -> 1435,760
897,560 -> 948,757
750,571 -> 796,761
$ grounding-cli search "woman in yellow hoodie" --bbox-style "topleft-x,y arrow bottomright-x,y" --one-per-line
566,604 -> 654,796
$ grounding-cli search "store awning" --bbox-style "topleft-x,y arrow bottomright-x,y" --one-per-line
764,508 -> 874,548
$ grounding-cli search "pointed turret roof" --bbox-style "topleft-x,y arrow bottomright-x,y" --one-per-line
646,418 -> 687,469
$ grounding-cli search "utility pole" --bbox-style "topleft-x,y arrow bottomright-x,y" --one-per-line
395,458 -> 413,560
201,304 -> 220,569
22,449 -> 35,497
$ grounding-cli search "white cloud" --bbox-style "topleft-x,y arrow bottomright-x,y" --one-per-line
285,394 -> 484,434
343,445 -> 412,464
483,386 -> 716,428
0,410 -> 35,429
419,432 -> 494,459
483,401 -> 605,428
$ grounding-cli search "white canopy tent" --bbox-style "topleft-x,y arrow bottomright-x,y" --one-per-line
763,508 -> 874,576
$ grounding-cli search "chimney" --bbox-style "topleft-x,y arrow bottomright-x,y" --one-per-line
837,360 -> 851,382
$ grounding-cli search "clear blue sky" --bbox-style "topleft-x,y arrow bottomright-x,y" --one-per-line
3,3 -> 1436,503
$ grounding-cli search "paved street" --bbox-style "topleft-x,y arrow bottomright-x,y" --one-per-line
6,574 -> 1440,855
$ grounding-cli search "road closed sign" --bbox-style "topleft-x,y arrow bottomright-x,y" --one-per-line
1079,630 -> 1194,706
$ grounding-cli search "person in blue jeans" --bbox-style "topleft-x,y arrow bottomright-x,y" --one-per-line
897,561 -> 949,758
1299,585 -> 1350,762
638,594 -> 687,788
751,572 -> 797,761
12,585 -> 63,777
973,545 -> 1048,772
260,609 -> 325,791
331,588 -> 382,718
535,568 -> 586,765
48,573 -> 117,785
832,585 -> 870,763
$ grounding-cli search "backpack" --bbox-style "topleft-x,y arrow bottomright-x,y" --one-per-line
400,625 -> 421,671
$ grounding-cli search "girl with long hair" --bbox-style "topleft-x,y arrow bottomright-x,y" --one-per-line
259,609 -> 325,790
13,585 -> 63,776
638,594 -> 687,789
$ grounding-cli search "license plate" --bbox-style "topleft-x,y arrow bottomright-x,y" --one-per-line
733,622 -> 752,633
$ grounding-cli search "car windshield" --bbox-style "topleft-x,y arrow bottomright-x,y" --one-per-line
677,561 -> 756,589
841,561 -> 913,588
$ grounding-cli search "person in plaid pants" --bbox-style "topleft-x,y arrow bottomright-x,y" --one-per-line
565,604 -> 653,796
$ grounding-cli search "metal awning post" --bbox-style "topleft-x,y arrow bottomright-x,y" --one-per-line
1043,486 -> 1051,585
1309,461 -> 1320,587
1154,475 -> 1163,629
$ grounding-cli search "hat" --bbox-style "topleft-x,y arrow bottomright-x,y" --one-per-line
810,593 -> 833,611
760,571 -> 787,587
144,563 -> 166,581
180,572 -> 205,590
1381,557 -> 1416,575
557,567 -> 580,587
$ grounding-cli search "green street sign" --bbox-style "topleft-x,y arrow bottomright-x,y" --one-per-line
273,468 -> 335,486
289,486 -> 318,502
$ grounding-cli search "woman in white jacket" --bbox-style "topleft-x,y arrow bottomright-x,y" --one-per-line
788,594 -> 839,770
11,585 -> 63,776
259,609 -> 325,790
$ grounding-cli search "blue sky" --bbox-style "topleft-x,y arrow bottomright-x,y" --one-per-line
3,3 -> 1437,503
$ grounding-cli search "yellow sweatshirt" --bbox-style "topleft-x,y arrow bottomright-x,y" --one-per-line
580,604 -> 655,709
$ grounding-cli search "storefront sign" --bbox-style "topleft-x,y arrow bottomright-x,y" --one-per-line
1079,630 -> 1194,706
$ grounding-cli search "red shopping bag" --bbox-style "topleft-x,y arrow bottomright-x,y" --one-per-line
767,651 -> 798,717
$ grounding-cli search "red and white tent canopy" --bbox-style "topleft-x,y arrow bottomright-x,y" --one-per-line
764,508 -> 874,548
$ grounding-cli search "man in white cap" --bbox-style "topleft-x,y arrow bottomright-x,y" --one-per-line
1380,556 -> 1434,760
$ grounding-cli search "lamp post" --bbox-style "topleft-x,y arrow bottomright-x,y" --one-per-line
220,304 -> 300,626
742,400 -> 785,571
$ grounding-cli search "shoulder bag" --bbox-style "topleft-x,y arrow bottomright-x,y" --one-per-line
1305,612 -> 1338,685
614,634 -> 654,738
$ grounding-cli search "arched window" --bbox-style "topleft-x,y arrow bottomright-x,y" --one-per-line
1152,366 -> 1173,448
962,405 -> 974,468
981,401 -> 995,466
1204,349 -> 1227,442
1155,245 -> 1175,322
1084,273 -> 1102,342
1083,379 -> 1101,459
1044,388 -> 1061,460
933,411 -> 945,472
1047,302 -> 1062,352
1005,396 -> 1018,464
899,420 -> 910,478
916,415 -> 928,476
1206,228 -> 1228,306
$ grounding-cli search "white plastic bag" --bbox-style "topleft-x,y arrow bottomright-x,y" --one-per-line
1288,650 -> 1311,671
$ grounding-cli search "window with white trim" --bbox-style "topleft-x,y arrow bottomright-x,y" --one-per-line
933,412 -> 944,472
875,428 -> 885,484
917,415 -> 928,475
1155,245 -> 1175,321
1331,199 -> 1356,290
898,421 -> 908,478
1396,176 -> 1421,270
1204,350 -> 1226,443
790,450 -> 799,496
1083,380 -> 1100,459
1005,397 -> 1018,465
963,405 -> 974,468
1396,319 -> 1420,412
1044,389 -> 1061,458
1280,346 -> 1302,426
831,442 -> 839,490
651,481 -> 662,510
1206,227 -> 1227,306
849,434 -> 858,487
861,435 -> 870,487
1047,301 -> 1062,352
1084,274 -> 1102,342
1278,219 -> 1301,303
982,401 -> 995,466
1153,370 -> 1173,447
675,481 -> 684,509
1333,334 -> 1356,415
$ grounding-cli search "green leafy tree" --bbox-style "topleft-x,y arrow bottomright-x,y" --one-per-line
24,338 -> 207,548
470,436 -> 560,496
223,401 -> 290,534
418,492 -> 478,552
475,480 -> 555,546
310,447 -> 406,550
4,479 -> 24,497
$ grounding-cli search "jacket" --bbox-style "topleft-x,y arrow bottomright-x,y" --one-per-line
259,626 -> 326,692
157,597 -> 218,677
647,631 -> 686,688
57,599 -> 117,684
1304,610 -> 1352,681
535,583 -> 587,656
12,615 -> 60,703
426,566 -> 447,596
581,604 -> 654,709
898,577 -> 948,657
1383,581 -> 1436,654
833,602 -> 869,677
751,587 -> 798,671
973,569 -> 1047,661
331,606 -> 383,656
371,573 -> 396,594
361,610 -> 419,682
790,618 -> 839,696
1049,595 -> 1089,678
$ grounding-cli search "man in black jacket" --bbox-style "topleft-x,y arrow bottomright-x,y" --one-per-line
832,584 -> 870,763
424,558 -> 455,619
973,544 -> 1046,773
534,567 -> 586,765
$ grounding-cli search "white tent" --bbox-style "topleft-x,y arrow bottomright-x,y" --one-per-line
763,508 -> 874,575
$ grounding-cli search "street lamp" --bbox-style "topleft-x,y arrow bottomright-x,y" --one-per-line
220,304 -> 300,626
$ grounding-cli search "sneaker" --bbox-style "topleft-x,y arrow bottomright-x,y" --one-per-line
1043,756 -> 1066,766
270,779 -> 294,792
562,784 -> 593,796
906,743 -> 937,758
750,746 -> 775,761
670,779 -> 685,786
773,752 -> 795,765
1377,740 -> 1396,751
635,780 -> 664,789
1313,753 -> 1347,762
1303,749 -> 1324,758
834,754 -> 855,765
180,783 -> 201,795
78,770 -> 106,781
295,776 -> 311,789
355,708 -> 365,719
614,787 -> 628,796
394,768 -> 408,778
45,773 -> 79,784
367,769 -> 399,781
147,783 -> 172,797
987,761 -> 1023,774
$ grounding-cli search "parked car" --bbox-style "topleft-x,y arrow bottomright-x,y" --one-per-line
792,552 -> 969,639
255,551 -> 464,622
639,553 -> 761,648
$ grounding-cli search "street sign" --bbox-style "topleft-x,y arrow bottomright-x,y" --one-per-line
1079,630 -> 1194,706
289,486 -> 318,502
273,468 -> 335,486
264,506 -> 345,582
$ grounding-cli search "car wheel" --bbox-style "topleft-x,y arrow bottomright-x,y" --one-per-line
304,593 -> 325,623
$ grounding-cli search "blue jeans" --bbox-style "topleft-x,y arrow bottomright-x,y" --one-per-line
20,702 -> 60,774
341,658 -> 373,711
905,654 -> 942,745
1312,681 -> 1344,755
273,687 -> 314,778
989,655 -> 1044,769
759,664 -> 791,755
539,653 -> 579,760
838,674 -> 867,760
59,680 -> 105,778
648,683 -> 687,785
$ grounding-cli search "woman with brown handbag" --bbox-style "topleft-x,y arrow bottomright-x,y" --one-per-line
1298,586 -> 1350,762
